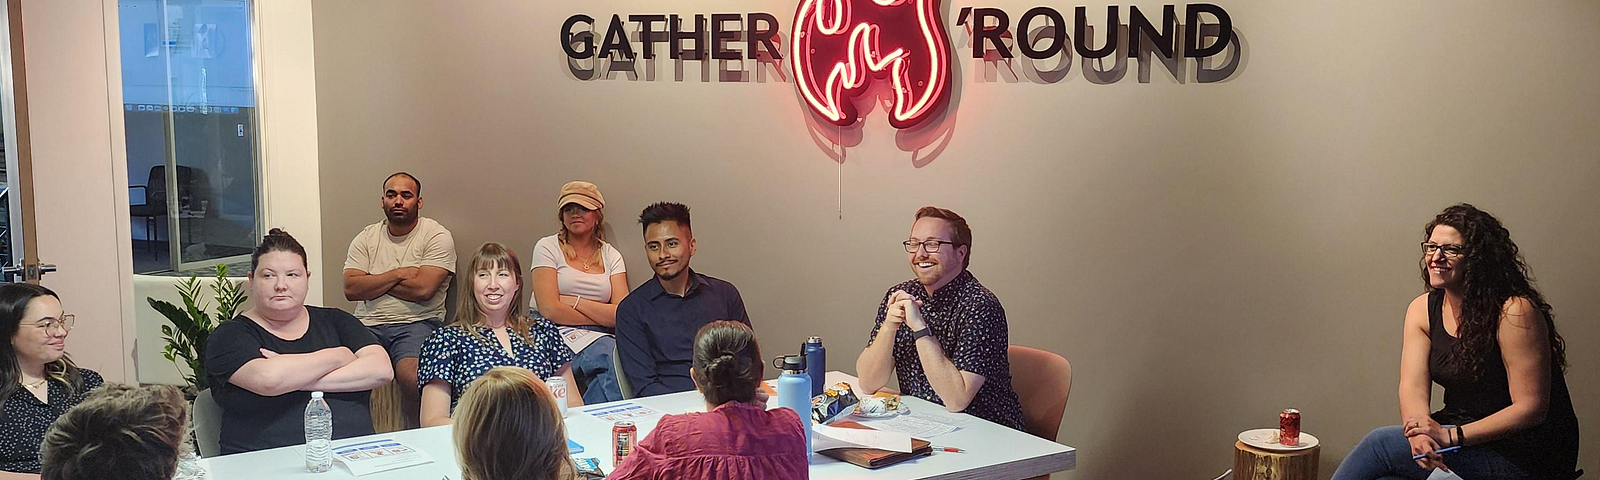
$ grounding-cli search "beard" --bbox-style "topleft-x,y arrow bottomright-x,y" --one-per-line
387,209 -> 417,225
655,266 -> 683,281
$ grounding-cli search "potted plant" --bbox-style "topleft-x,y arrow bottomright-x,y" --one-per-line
148,264 -> 247,394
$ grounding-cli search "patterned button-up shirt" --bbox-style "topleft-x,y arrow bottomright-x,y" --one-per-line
868,270 -> 1025,431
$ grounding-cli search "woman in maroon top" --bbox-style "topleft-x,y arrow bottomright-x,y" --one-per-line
609,321 -> 807,480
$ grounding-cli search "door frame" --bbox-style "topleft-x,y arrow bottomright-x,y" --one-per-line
0,0 -> 38,283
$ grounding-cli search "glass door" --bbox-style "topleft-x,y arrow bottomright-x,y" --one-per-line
121,0 -> 261,274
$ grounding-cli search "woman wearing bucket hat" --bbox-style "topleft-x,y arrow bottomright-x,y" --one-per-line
529,181 -> 627,403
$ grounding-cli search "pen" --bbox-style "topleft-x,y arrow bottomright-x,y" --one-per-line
1411,446 -> 1460,460
930,445 -> 964,453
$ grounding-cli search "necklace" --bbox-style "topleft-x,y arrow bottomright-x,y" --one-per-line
569,247 -> 597,271
20,377 -> 47,389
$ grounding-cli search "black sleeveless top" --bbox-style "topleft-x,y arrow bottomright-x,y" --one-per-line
1427,289 -> 1579,477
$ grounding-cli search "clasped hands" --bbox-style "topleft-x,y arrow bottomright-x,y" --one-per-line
884,290 -> 928,333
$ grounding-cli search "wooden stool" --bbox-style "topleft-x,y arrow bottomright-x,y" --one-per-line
369,381 -> 406,433
1233,440 -> 1318,480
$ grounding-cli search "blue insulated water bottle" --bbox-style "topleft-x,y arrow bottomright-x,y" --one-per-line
773,354 -> 813,452
803,336 -> 826,397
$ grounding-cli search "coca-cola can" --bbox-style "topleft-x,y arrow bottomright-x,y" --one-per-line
1279,408 -> 1301,446
547,376 -> 568,418
613,421 -> 637,466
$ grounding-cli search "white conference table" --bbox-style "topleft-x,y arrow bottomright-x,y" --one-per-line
206,371 -> 1075,479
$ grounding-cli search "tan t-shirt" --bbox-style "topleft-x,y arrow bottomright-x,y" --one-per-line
343,217 -> 456,326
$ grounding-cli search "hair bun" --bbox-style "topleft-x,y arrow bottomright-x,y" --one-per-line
705,353 -> 739,385
267,228 -> 289,237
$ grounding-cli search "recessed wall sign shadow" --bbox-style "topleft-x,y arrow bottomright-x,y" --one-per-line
562,13 -> 787,83
957,5 -> 1245,85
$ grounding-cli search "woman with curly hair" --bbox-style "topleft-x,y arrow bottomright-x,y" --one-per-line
1332,204 -> 1580,480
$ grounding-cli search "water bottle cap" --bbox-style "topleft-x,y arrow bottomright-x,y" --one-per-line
772,354 -> 805,372
310,391 -> 324,399
807,336 -> 822,344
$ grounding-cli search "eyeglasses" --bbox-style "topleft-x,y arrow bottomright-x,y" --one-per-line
903,240 -> 960,253
1421,242 -> 1467,259
30,314 -> 75,334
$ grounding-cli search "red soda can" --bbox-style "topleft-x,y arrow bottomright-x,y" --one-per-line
613,421 -> 637,465
1279,409 -> 1301,446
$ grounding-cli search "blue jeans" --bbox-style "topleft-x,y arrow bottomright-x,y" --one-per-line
1331,426 -> 1534,480
571,335 -> 623,404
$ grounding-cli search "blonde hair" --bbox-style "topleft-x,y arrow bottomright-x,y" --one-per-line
453,367 -> 576,480
556,205 -> 606,270
449,243 -> 534,344
40,384 -> 189,480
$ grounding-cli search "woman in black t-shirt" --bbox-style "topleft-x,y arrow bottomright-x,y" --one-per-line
1332,204 -> 1580,480
204,229 -> 394,454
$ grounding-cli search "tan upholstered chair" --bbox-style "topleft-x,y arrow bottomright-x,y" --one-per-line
1008,345 -> 1071,479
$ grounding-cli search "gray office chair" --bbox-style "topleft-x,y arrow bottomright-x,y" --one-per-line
612,341 -> 634,400
192,388 -> 223,458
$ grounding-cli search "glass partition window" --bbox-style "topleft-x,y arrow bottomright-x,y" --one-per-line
120,0 -> 260,273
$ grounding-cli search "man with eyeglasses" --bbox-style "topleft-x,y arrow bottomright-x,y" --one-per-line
615,202 -> 750,397
855,206 -> 1025,431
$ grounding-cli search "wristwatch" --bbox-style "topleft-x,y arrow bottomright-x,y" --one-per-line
908,326 -> 934,341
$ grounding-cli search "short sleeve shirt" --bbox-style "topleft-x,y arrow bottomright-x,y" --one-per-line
204,307 -> 383,454
867,270 -> 1026,431
530,235 -> 626,302
344,217 -> 457,325
0,369 -> 103,473
416,321 -> 574,412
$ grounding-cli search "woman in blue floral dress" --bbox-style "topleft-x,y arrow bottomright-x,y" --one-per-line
418,243 -> 582,426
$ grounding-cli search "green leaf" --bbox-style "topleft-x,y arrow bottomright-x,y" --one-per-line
148,274 -> 229,391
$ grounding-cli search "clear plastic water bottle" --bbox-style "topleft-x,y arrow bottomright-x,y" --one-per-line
772,355 -> 812,453
305,391 -> 333,473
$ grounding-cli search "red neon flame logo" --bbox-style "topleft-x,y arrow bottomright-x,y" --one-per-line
792,0 -> 951,129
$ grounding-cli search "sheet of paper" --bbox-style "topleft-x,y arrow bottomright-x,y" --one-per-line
858,414 -> 960,438
581,402 -> 663,423
330,438 -> 434,476
914,409 -> 978,428
1426,468 -> 1465,480
557,327 -> 607,353
812,424 -> 913,453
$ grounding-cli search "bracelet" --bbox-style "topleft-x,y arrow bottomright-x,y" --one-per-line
571,296 -> 582,308
1455,425 -> 1465,447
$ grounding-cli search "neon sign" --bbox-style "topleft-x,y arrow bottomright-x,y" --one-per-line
790,0 -> 952,129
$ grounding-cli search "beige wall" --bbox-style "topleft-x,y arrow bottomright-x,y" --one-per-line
310,1 -> 1599,478
257,0 -> 327,305
20,0 -> 137,382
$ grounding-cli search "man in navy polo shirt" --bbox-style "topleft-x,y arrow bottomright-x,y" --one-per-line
616,202 -> 750,397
